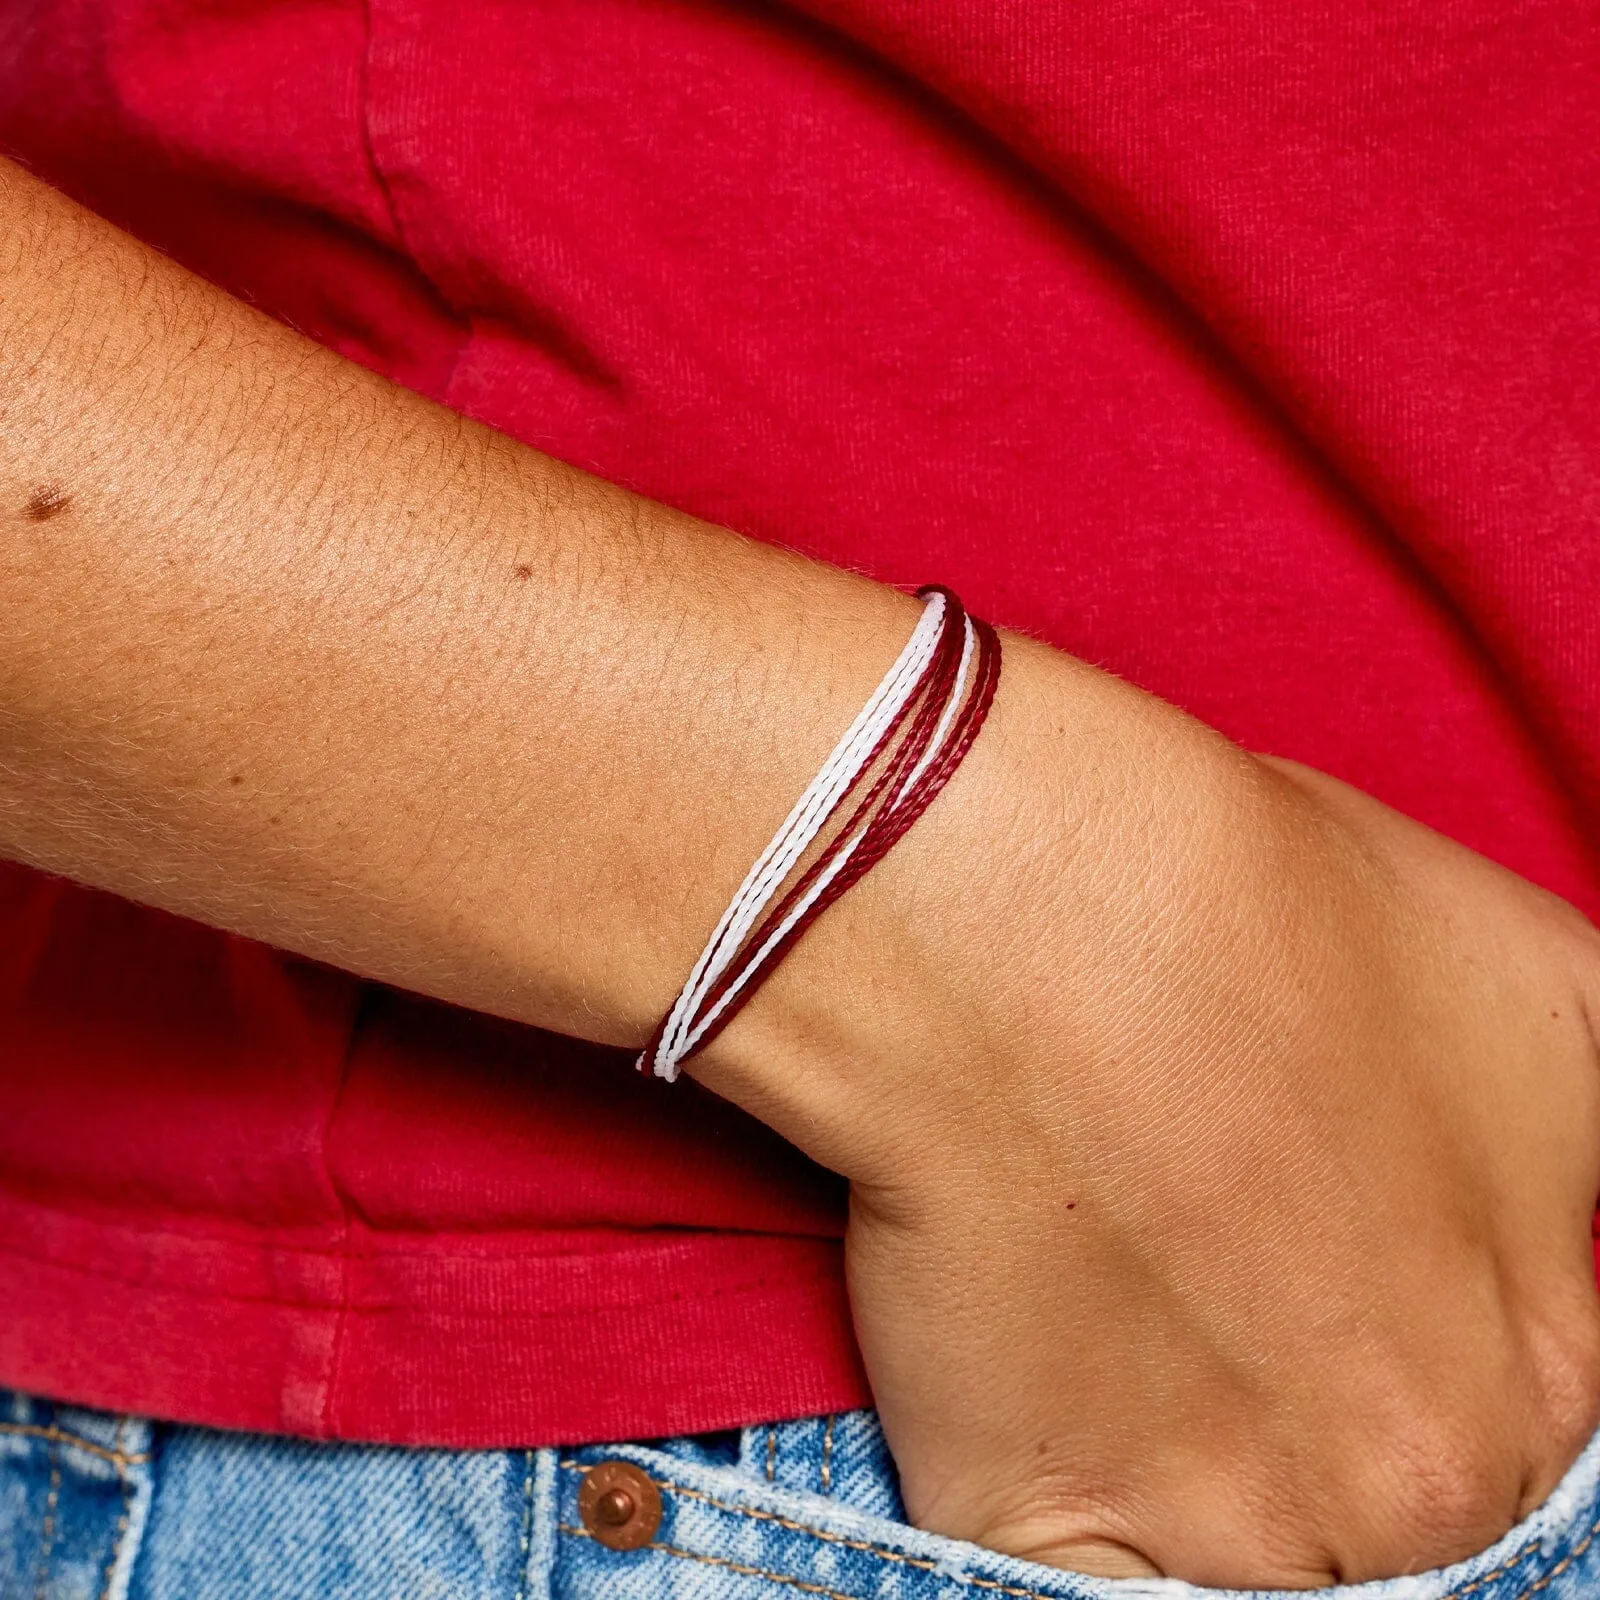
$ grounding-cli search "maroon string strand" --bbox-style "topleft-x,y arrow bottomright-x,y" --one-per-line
640,586 -> 1001,1075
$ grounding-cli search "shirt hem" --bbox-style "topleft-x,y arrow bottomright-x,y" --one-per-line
0,1188 -> 871,1447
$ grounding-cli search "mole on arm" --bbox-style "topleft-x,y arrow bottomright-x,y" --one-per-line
24,484 -> 72,522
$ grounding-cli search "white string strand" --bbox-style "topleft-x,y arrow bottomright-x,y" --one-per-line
678,614 -> 978,1059
655,594 -> 944,1064
641,592 -> 950,1080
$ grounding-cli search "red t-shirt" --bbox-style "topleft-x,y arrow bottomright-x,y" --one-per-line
2,0 -> 1597,1447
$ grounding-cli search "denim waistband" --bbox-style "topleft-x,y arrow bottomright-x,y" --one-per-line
4,1389 -> 1600,1599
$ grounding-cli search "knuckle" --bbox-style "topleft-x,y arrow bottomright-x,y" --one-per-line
1376,1409 -> 1515,1559
1525,1303 -> 1600,1461
1368,1302 -> 1600,1563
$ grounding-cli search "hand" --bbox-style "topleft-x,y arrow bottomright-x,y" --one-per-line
699,634 -> 1600,1589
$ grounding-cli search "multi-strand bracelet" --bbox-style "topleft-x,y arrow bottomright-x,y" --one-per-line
639,585 -> 1001,1082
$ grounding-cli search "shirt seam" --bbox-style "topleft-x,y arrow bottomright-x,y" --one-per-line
0,1232 -> 836,1317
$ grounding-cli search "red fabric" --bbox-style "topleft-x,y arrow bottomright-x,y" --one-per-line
1,0 -> 1597,1446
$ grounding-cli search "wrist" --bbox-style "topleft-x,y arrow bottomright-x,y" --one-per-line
687,631 -> 1244,1185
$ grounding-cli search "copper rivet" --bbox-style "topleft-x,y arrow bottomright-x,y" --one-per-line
578,1460 -> 662,1550
595,1487 -> 634,1526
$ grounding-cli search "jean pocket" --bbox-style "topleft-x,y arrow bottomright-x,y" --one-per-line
560,1421 -> 1600,1600
0,1391 -> 156,1600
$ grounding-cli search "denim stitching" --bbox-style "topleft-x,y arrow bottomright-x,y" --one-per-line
559,1524 -> 866,1600
0,1422 -> 150,1469
95,1428 -> 134,1600
767,1427 -> 778,1482
559,1461 -> 1059,1599
1436,1540 -> 1541,1600
561,1459 -> 1600,1600
820,1416 -> 835,1495
31,1442 -> 60,1600
2,1419 -> 145,1600
514,1449 -> 535,1600
1514,1510 -> 1600,1599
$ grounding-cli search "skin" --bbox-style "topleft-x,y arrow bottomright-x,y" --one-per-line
3,156 -> 1600,1588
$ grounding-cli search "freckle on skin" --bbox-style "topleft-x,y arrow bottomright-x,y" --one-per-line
24,485 -> 72,522
514,563 -> 533,581
229,775 -> 243,786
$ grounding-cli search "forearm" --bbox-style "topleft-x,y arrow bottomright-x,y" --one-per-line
0,156 -> 997,1051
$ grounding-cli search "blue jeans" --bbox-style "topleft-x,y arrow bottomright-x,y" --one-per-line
4,1389 -> 1600,1599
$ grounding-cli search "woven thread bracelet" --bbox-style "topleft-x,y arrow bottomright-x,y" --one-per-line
639,585 -> 1001,1082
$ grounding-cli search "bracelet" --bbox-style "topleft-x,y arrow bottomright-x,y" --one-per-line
639,585 -> 1001,1081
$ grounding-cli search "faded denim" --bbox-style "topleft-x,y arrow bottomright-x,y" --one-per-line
4,1388 -> 1599,1599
